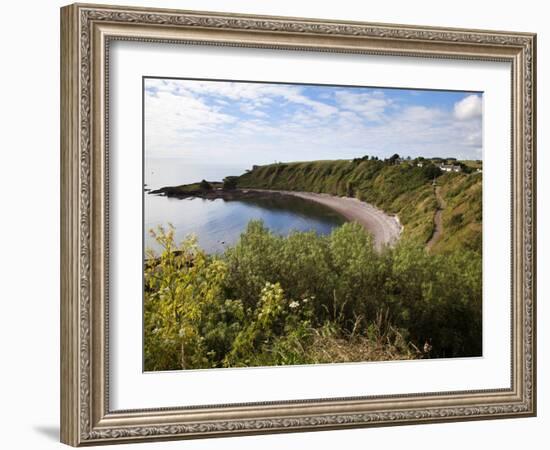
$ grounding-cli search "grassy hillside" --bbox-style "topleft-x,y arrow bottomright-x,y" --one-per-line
433,172 -> 483,253
236,159 -> 482,253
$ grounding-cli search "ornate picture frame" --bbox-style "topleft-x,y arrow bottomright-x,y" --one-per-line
60,3 -> 536,446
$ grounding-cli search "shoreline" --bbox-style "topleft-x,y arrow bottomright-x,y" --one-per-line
248,189 -> 402,249
150,187 -> 402,249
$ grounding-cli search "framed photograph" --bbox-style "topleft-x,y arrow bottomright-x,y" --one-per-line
60,3 -> 537,446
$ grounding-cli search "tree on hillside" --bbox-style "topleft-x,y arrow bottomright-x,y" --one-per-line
199,179 -> 213,190
422,163 -> 442,179
387,153 -> 400,165
223,176 -> 238,190
457,162 -> 473,174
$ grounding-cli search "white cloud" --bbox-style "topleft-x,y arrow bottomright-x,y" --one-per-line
399,105 -> 446,123
239,103 -> 268,118
144,80 -> 237,154
284,92 -> 338,118
144,79 -> 483,164
334,91 -> 392,121
454,94 -> 483,120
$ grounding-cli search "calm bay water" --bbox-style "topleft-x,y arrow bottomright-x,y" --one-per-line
144,158 -> 346,254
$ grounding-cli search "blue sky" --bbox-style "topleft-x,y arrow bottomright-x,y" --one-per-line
144,78 -> 483,166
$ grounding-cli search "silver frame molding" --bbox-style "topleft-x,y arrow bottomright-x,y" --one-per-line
60,3 -> 537,446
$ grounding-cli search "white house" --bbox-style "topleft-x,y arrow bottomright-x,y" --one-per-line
438,163 -> 462,172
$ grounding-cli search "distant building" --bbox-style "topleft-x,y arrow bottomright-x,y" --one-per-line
252,165 -> 260,170
438,163 -> 462,173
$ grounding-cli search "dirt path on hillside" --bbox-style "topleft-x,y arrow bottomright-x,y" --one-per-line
247,189 -> 402,250
426,186 -> 446,251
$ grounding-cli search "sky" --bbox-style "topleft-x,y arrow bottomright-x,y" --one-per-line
144,78 -> 483,167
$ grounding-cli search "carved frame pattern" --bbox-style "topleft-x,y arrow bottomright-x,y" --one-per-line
60,3 -> 536,446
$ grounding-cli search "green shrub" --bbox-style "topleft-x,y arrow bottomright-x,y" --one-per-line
144,220 -> 482,370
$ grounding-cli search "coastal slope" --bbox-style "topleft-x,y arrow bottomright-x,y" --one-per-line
235,159 -> 482,253
150,157 -> 482,254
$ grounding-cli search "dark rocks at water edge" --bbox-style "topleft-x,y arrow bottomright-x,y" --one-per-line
149,184 -> 288,201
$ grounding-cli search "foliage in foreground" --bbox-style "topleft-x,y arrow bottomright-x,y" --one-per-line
144,222 -> 482,371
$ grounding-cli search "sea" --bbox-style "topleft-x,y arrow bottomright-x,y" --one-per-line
144,157 -> 346,255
